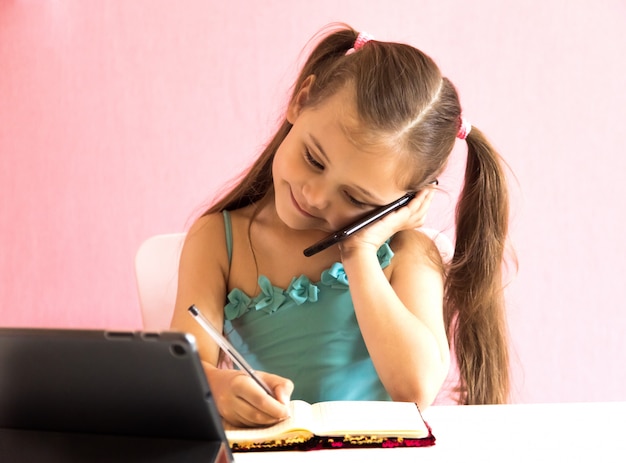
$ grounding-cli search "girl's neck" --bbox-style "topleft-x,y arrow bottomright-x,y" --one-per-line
228,190 -> 342,290
244,190 -> 284,233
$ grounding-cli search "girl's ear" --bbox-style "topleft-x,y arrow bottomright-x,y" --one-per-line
287,75 -> 315,124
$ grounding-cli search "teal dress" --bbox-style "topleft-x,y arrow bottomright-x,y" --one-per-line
221,211 -> 394,403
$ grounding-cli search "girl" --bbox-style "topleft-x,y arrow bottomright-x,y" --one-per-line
171,24 -> 511,427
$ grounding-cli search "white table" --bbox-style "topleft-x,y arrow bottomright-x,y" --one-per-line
233,401 -> 626,462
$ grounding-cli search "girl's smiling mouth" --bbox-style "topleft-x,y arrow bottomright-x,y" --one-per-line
290,190 -> 316,218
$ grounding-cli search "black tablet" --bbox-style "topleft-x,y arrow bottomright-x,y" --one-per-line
0,328 -> 232,462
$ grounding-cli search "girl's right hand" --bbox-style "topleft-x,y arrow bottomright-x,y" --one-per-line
205,364 -> 294,427
340,187 -> 436,258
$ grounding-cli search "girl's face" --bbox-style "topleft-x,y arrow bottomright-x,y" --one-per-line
272,83 -> 408,233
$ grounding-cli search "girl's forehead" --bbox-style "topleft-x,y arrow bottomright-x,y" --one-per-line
303,93 -> 412,200
312,85 -> 406,159
306,90 -> 412,199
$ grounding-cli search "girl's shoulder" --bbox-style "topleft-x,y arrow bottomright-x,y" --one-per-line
188,206 -> 254,236
183,212 -> 230,270
184,207 -> 258,278
389,229 -> 445,268
188,212 -> 226,239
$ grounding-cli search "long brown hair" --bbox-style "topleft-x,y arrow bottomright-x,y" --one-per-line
205,23 -> 511,405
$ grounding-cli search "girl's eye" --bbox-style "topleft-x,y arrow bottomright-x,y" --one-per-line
304,149 -> 324,170
345,193 -> 369,209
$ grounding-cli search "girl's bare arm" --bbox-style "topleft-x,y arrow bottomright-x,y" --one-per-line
170,214 -> 293,427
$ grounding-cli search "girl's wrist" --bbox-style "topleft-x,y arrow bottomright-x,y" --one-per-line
338,240 -> 380,263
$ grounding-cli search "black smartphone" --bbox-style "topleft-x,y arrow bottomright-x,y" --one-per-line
303,192 -> 416,257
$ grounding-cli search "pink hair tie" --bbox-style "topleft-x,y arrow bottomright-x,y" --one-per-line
345,31 -> 374,55
457,116 -> 472,140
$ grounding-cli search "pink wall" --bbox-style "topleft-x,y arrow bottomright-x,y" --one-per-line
1,0 -> 625,404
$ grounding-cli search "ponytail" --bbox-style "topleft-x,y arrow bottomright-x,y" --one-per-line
445,126 -> 510,404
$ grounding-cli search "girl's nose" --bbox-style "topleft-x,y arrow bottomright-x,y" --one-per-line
302,180 -> 329,210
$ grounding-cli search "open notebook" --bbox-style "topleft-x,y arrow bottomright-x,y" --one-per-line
225,400 -> 435,451
0,328 -> 233,463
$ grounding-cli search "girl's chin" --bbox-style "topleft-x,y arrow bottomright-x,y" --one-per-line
275,205 -> 309,230
275,191 -> 334,233
276,208 -> 331,233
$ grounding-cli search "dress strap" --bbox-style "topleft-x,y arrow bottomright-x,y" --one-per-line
222,210 -> 233,265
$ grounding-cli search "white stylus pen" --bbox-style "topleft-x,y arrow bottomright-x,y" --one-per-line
187,305 -> 276,398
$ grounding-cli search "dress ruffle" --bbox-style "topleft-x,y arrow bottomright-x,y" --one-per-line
288,274 -> 320,305
224,242 -> 394,321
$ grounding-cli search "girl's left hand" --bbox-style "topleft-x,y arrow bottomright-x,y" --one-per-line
339,187 -> 435,256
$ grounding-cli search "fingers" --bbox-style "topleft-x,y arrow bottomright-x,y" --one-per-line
210,368 -> 293,428
387,187 -> 434,232
339,187 -> 436,256
266,372 -> 294,405
228,396 -> 282,427
233,373 -> 293,426
407,188 -> 435,229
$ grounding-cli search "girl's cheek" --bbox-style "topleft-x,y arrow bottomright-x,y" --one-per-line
329,210 -> 363,231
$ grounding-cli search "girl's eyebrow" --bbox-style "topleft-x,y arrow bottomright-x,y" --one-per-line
308,133 -> 387,205
309,134 -> 331,164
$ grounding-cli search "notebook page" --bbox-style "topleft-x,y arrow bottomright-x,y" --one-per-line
310,401 -> 428,438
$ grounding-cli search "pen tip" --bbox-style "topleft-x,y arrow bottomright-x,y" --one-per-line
188,305 -> 198,316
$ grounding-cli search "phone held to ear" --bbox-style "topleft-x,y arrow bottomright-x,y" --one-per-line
303,192 -> 416,257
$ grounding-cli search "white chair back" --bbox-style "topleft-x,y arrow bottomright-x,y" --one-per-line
134,233 -> 186,330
